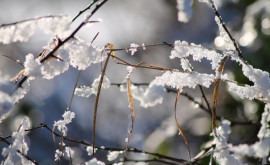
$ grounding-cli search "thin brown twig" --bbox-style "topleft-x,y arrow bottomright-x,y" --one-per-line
1,55 -> 24,67
1,123 -> 193,164
209,0 -> 245,62
174,88 -> 192,164
92,50 -> 111,155
14,0 -> 108,91
67,70 -> 81,111
0,15 -> 66,27
72,0 -> 100,22
109,82 -> 256,126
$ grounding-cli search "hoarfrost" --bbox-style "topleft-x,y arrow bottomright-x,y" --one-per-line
213,120 -> 243,165
230,104 -> 270,158
53,111 -> 75,136
85,158 -> 105,165
1,117 -> 33,165
120,81 -> 165,108
228,63 -> 270,101
0,21 -> 35,44
0,16 -> 70,44
152,71 -> 215,89
54,149 -> 64,161
38,16 -> 70,38
65,39 -> 104,70
0,91 -> 13,123
129,43 -> 139,56
65,147 -> 74,158
11,78 -> 31,103
215,16 -> 234,50
180,58 -> 192,71
24,54 -> 42,78
170,40 -> 223,70
75,75 -> 110,98
107,151 -> 122,161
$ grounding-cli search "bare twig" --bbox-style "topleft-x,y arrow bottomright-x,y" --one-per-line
209,0 -> 245,61
0,123 -> 193,164
67,71 -> 81,111
72,0 -> 100,22
92,50 -> 111,155
14,0 -> 108,91
174,88 -> 192,164
0,15 -> 65,27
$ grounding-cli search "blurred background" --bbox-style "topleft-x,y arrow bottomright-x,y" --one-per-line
0,0 -> 269,164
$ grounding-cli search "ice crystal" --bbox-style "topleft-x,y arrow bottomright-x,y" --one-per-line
85,158 -> 105,165
75,75 -> 110,98
1,117 -> 33,165
170,40 -> 223,70
153,71 -> 215,89
0,21 -> 35,44
129,43 -> 139,56
65,39 -> 104,70
24,54 -> 42,78
120,81 -> 165,108
53,111 -> 75,136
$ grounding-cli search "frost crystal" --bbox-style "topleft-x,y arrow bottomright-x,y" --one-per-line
53,111 -> 75,136
213,120 -> 243,165
85,158 -> 105,165
75,75 -> 110,98
142,43 -> 146,50
38,16 -> 70,38
171,40 -> 223,70
153,71 -> 215,89
0,16 -> 70,44
0,91 -> 13,123
228,63 -> 270,101
176,0 -> 193,23
215,16 -> 234,50
0,21 -> 35,44
230,104 -> 270,158
1,117 -> 33,165
120,81 -> 165,108
41,38 -> 69,79
65,147 -> 74,158
86,146 -> 96,156
129,43 -> 139,55
0,76 -> 13,123
180,58 -> 192,71
258,104 -> 270,139
11,78 -> 31,103
65,39 -> 104,70
54,149 -> 64,161
107,151 -> 122,161
24,54 -> 42,78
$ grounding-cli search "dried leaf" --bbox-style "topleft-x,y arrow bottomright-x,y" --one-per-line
126,77 -> 134,149
105,43 -> 115,61
125,62 -> 144,150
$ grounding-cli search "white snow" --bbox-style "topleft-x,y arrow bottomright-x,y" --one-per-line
75,75 -> 110,98
152,71 -> 215,89
53,111 -> 75,136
